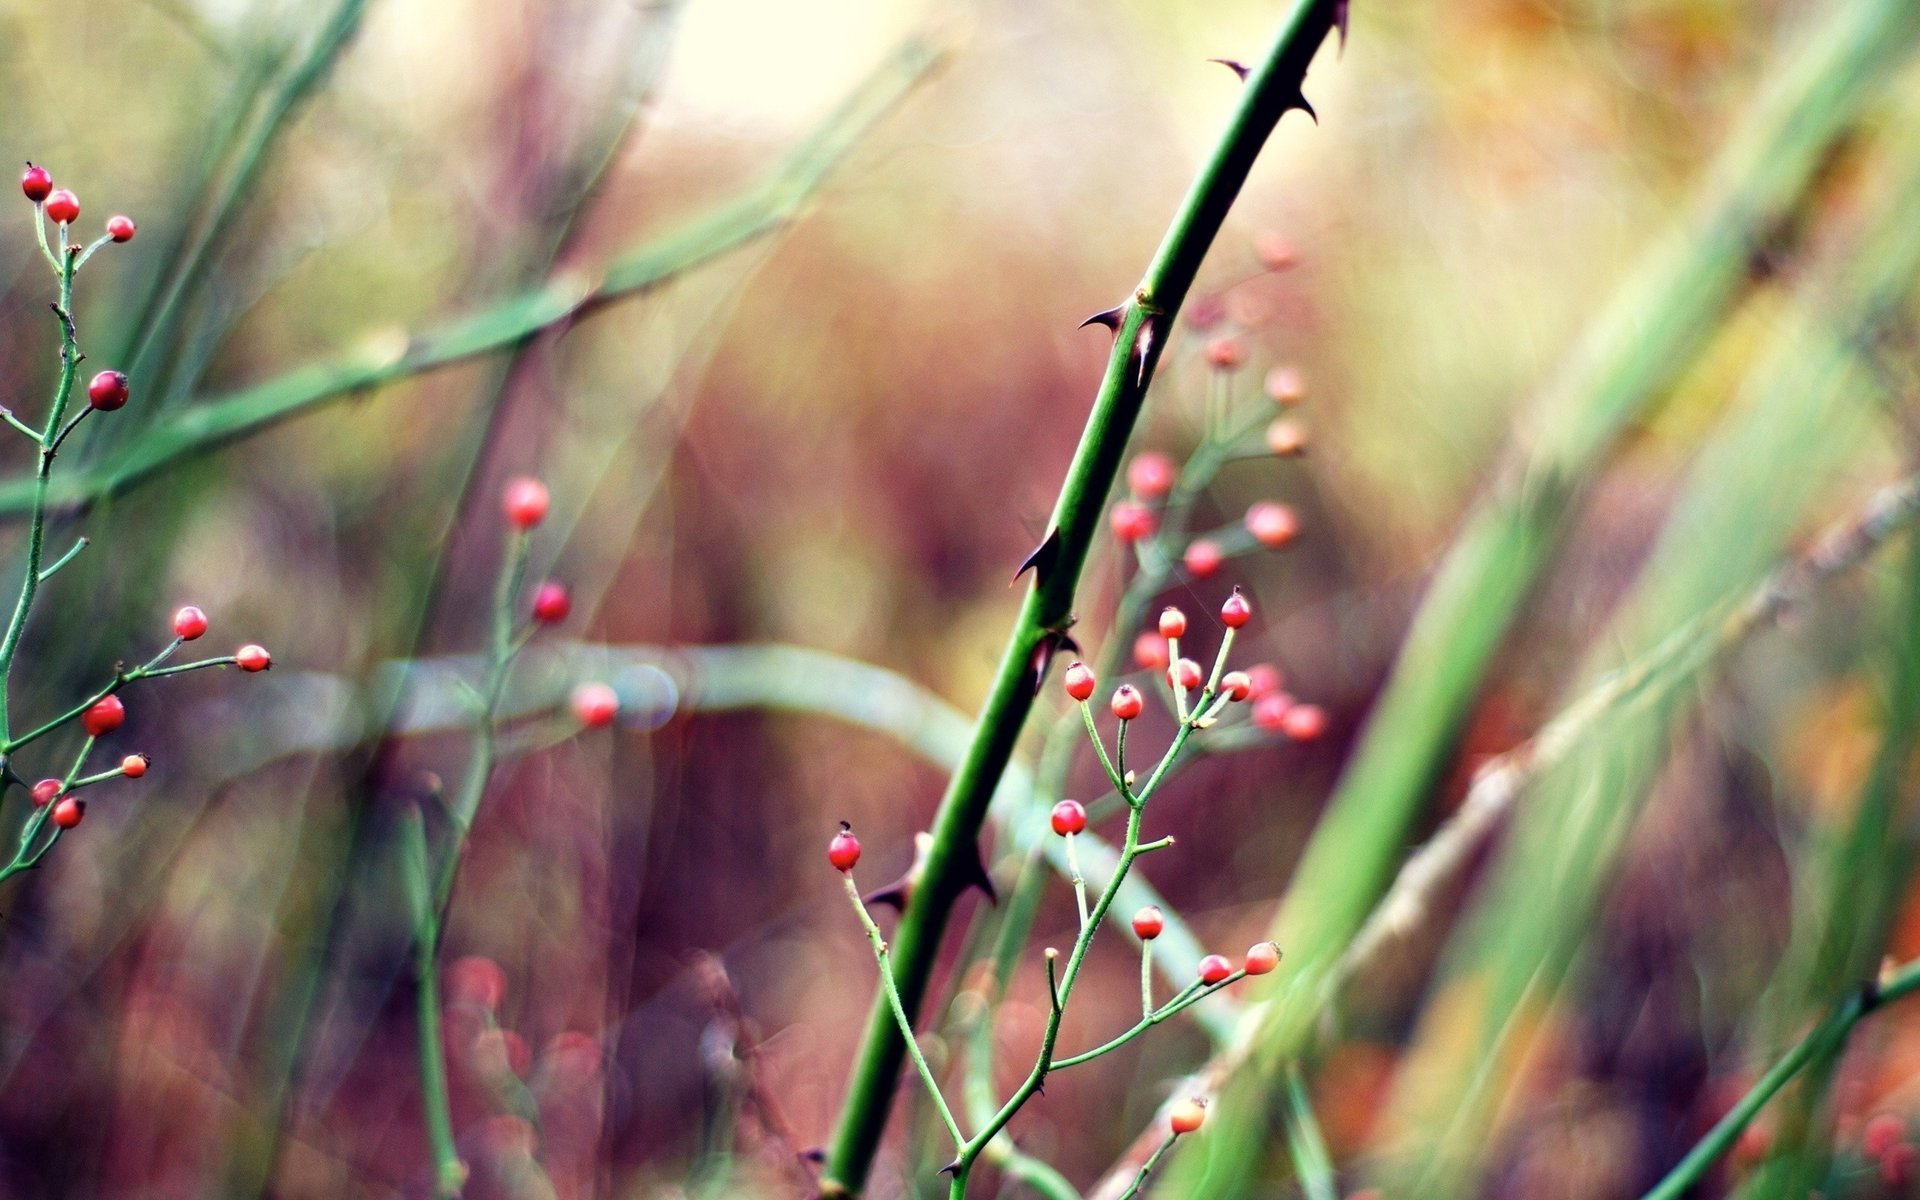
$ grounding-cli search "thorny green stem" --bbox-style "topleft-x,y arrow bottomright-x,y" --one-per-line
821,5 -> 1339,1190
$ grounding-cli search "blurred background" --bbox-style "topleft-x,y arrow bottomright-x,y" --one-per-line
0,0 -> 1918,1196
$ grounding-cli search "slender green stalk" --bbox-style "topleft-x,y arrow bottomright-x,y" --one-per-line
400,808 -> 465,1199
841,875 -> 965,1148
1117,1135 -> 1181,1200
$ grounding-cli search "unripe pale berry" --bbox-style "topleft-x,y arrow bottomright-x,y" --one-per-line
1063,661 -> 1096,702
83,696 -> 125,736
1132,906 -> 1164,940
1170,1098 -> 1208,1135
173,606 -> 208,641
106,215 -> 136,242
88,370 -> 129,411
828,822 -> 861,872
1246,502 -> 1299,549
531,581 -> 571,624
1204,337 -> 1243,370
503,476 -> 550,529
1265,365 -> 1305,406
44,188 -> 78,225
1281,703 -> 1327,742
1266,418 -> 1307,457
1133,633 -> 1169,671
1169,658 -> 1202,691
1221,671 -> 1252,702
31,778 -> 61,807
1197,954 -> 1233,985
1244,942 -> 1281,975
1220,589 -> 1253,629
1183,538 -> 1223,579
571,681 -> 618,728
121,754 -> 149,779
1127,452 -> 1177,500
1050,799 -> 1087,836
1158,606 -> 1187,639
1111,684 -> 1143,722
1110,501 -> 1156,544
21,165 -> 51,202
51,796 -> 84,829
235,644 -> 273,672
1253,692 -> 1296,733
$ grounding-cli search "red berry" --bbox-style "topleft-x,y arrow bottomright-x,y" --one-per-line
120,754 -> 148,779
1132,906 -> 1164,940
1197,954 -> 1233,985
1883,1141 -> 1917,1189
1221,671 -> 1252,702
531,581 -> 571,624
503,477 -> 550,529
1158,606 -> 1188,639
31,778 -> 61,807
51,796 -> 84,829
1266,418 -> 1307,457
1110,685 -> 1144,722
1063,661 -> 1096,702
1204,337 -> 1243,370
105,214 -> 136,242
1246,502 -> 1299,549
828,822 -> 862,872
1281,703 -> 1327,742
1266,365 -> 1306,406
1127,452 -> 1177,500
1050,799 -> 1087,836
82,696 -> 124,736
1183,538 -> 1223,579
1253,692 -> 1296,733
1220,589 -> 1253,629
1110,501 -> 1156,544
1169,1099 -> 1208,1135
173,606 -> 208,641
1866,1113 -> 1906,1158
88,370 -> 129,411
1133,633 -> 1170,671
1243,942 -> 1281,975
1245,664 -> 1283,700
235,644 -> 273,672
1169,658 -> 1203,691
446,956 -> 509,1011
571,681 -> 618,728
1187,294 -> 1226,331
21,165 -> 51,202
44,187 -> 78,224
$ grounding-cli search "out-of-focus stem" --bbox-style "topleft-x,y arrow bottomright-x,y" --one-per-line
400,808 -> 465,1199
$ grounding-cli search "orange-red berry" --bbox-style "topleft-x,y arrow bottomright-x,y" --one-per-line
1253,692 -> 1296,733
1246,502 -> 1299,549
1245,663 -> 1283,700
1110,501 -> 1156,544
105,215 -> 135,242
1127,452 -> 1177,500
1244,942 -> 1281,975
1050,799 -> 1087,836
1221,671 -> 1252,702
120,754 -> 148,779
30,778 -> 60,807
1132,906 -> 1164,940
82,696 -> 124,736
1265,365 -> 1305,406
828,822 -> 862,872
1266,418 -> 1307,457
1221,590 -> 1252,629
1281,703 -> 1327,741
173,606 -> 207,641
51,796 -> 83,829
1158,606 -> 1187,639
21,165 -> 51,202
88,370 -> 128,411
503,477 -> 550,529
1111,684 -> 1144,722
1204,337 -> 1243,370
1063,661 -> 1096,702
1866,1113 -> 1906,1158
1169,658 -> 1203,691
1133,633 -> 1170,671
532,581 -> 571,624
1197,954 -> 1233,985
1170,1098 -> 1208,1135
571,682 -> 618,728
44,188 -> 78,225
235,644 -> 273,672
446,956 -> 509,1011
1183,538 -> 1223,578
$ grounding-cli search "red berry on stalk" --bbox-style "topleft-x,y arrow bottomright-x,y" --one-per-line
1197,954 -> 1233,984
503,477 -> 550,529
1281,703 -> 1327,742
1245,664 -> 1283,700
1133,633 -> 1169,671
1169,1099 -> 1208,1135
1110,501 -> 1156,544
21,165 -> 51,202
1204,337 -> 1243,370
82,696 -> 124,736
105,215 -> 135,242
1169,658 -> 1203,691
1243,942 -> 1281,975
1111,685 -> 1144,722
446,956 -> 508,1011
1253,692 -> 1296,733
1266,418 -> 1307,457
1221,671 -> 1252,702
1220,589 -> 1253,629
1183,538 -> 1223,579
173,606 -> 208,641
51,796 -> 84,829
44,188 -> 78,224
121,754 -> 149,779
31,779 -> 61,807
1132,906 -> 1164,940
1063,661 -> 1096,702
571,682 -> 618,728
1127,452 -> 1177,500
1050,799 -> 1087,836
1865,1113 -> 1906,1158
1158,606 -> 1187,639
1246,502 -> 1299,549
88,370 -> 129,411
235,644 -> 273,672
531,581 -> 571,624
828,822 -> 861,872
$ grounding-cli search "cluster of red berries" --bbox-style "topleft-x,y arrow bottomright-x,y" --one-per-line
1865,1112 -> 1916,1189
21,163 -> 135,242
1131,904 -> 1280,984
503,477 -> 620,731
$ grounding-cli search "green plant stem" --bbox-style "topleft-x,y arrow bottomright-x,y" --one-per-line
400,808 -> 465,1199
1118,1135 -> 1180,1200
1050,978 -> 1231,1070
1642,959 -> 1920,1200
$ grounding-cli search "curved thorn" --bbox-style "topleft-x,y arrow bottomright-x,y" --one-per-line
1207,58 -> 1249,81
1014,527 -> 1062,586
1290,92 -> 1318,124
1080,304 -> 1126,332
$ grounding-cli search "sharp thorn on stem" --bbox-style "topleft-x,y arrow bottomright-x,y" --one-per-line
1080,304 -> 1126,332
865,831 -> 933,910
1208,58 -> 1249,80
939,1159 -> 962,1177
1131,312 -> 1167,387
1014,527 -> 1061,586
958,836 -> 998,905
1289,91 -> 1317,123
1333,0 -> 1350,51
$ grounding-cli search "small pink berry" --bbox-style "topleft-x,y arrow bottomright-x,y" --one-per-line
1127,452 -> 1177,500
31,778 -> 61,807
1183,538 -> 1223,578
446,956 -> 508,1011
1265,365 -> 1305,406
531,581 -> 571,624
1253,692 -> 1295,733
88,370 -> 129,411
1245,664 -> 1283,700
503,477 -> 550,529
1243,942 -> 1281,975
235,644 -> 273,672
1110,685 -> 1144,722
571,682 -> 618,728
120,754 -> 149,779
1281,703 -> 1327,742
1204,337 -> 1243,370
82,696 -> 125,736
1158,606 -> 1187,639
1110,501 -> 1156,544
1050,799 -> 1087,836
1197,954 -> 1233,985
1169,1098 -> 1208,1135
1063,661 -> 1096,703
173,606 -> 208,641
1220,590 -> 1253,629
1221,671 -> 1252,702
1133,633 -> 1169,671
1266,418 -> 1307,457
1132,906 -> 1164,940
1246,502 -> 1299,549
828,822 -> 862,872
105,214 -> 136,242
21,165 -> 51,202
51,796 -> 84,829
1255,232 -> 1298,272
1169,658 -> 1202,691
1866,1113 -> 1906,1158
1186,294 -> 1225,331
44,188 -> 78,225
